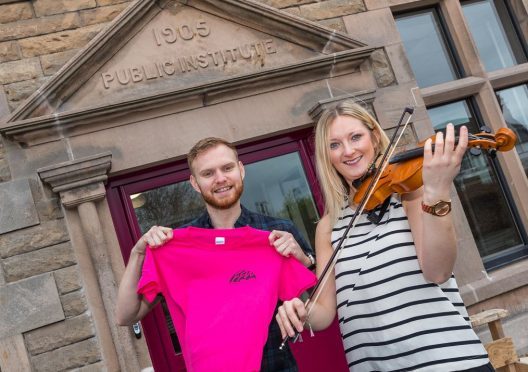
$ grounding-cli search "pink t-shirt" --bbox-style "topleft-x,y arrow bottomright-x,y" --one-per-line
137,226 -> 316,372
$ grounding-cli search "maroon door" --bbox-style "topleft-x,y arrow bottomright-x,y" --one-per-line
107,129 -> 348,371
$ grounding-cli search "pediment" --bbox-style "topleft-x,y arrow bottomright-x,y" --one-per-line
1,0 -> 373,144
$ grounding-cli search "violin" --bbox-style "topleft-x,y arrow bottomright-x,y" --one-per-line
352,127 -> 518,211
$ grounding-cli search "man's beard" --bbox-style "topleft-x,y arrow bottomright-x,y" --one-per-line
201,182 -> 244,210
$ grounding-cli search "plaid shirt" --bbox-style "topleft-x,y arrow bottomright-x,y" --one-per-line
188,205 -> 314,372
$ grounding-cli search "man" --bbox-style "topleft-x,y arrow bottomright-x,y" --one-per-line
116,137 -> 315,371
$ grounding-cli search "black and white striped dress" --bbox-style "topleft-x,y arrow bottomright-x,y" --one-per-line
332,195 -> 489,371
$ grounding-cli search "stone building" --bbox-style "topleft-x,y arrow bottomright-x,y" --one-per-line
0,0 -> 527,371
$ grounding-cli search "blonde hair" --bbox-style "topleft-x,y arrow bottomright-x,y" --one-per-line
315,101 -> 390,224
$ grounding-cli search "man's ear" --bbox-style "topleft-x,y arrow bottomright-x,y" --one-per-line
239,161 -> 245,180
189,175 -> 201,194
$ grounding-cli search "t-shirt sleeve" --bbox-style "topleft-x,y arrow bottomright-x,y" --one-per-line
137,247 -> 162,304
278,257 -> 317,301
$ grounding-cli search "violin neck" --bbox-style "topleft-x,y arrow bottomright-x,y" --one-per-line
389,146 -> 426,164
389,137 -> 465,164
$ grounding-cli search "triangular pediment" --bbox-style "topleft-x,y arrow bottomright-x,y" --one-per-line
1,0 -> 373,144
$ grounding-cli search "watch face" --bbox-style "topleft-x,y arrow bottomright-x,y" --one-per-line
434,201 -> 451,216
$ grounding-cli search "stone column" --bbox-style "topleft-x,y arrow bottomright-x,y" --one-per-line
38,152 -> 140,372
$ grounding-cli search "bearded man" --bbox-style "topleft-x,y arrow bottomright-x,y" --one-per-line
116,137 -> 315,372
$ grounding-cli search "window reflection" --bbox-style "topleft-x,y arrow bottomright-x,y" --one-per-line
395,9 -> 460,87
496,84 -> 528,177
462,0 -> 526,71
427,101 -> 522,262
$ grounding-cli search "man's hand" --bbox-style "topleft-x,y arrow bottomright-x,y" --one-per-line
268,230 -> 311,267
133,225 -> 174,255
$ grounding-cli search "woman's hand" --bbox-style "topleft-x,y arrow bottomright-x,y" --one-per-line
276,298 -> 307,338
422,123 -> 467,202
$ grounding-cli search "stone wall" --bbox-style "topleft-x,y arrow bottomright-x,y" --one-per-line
0,1 -> 131,371
0,1 -> 397,370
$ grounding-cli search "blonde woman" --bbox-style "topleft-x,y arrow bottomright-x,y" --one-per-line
276,101 -> 492,371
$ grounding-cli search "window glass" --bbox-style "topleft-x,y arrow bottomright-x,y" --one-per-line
462,0 -> 526,71
427,101 -> 523,262
396,9 -> 459,87
496,84 -> 528,177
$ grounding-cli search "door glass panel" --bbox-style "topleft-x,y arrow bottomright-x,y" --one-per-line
496,84 -> 528,177
241,152 -> 318,248
130,151 -> 319,353
395,9 -> 459,87
427,101 -> 523,262
462,0 -> 526,71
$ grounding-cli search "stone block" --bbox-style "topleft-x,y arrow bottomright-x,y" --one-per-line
0,3 -> 33,24
18,24 -> 106,58
0,273 -> 64,339
33,0 -> 96,17
0,85 -> 9,119
0,157 -> 11,182
96,0 -> 131,5
0,41 -> 19,63
371,48 -> 395,87
385,42 -> 415,84
54,265 -> 82,294
2,241 -> 76,282
60,290 -> 88,317
0,178 -> 39,234
40,49 -> 79,75
0,334 -> 32,372
72,362 -> 106,371
299,0 -> 365,21
35,197 -> 64,222
0,218 -> 69,258
343,7 -> 401,47
0,58 -> 42,85
4,76 -> 49,103
30,337 -> 101,372
0,13 -> 81,43
80,3 -> 129,26
25,313 -> 95,355
318,17 -> 347,33
259,0 -> 315,9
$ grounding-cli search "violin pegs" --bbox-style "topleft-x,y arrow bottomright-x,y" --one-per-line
469,147 -> 482,156
479,125 -> 492,133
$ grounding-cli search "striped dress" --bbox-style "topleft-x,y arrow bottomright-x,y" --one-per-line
332,195 -> 489,371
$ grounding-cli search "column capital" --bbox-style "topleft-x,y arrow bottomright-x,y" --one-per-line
37,152 -> 112,208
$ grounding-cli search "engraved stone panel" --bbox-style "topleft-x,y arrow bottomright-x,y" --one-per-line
0,273 -> 64,339
0,178 -> 39,234
62,4 -> 322,111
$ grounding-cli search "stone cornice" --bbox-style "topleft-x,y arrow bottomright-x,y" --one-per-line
187,0 -> 366,51
308,90 -> 376,119
37,152 -> 112,194
4,0 -> 367,124
1,47 -> 374,145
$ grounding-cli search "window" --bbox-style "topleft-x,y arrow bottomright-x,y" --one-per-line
395,8 -> 461,87
462,0 -> 527,71
496,84 -> 528,177
427,100 -> 525,268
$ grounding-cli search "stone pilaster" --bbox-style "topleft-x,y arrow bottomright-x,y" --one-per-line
38,151 -> 139,372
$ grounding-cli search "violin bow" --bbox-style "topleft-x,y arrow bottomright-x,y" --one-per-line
280,106 -> 414,349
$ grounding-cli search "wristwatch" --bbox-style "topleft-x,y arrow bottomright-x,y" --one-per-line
306,253 -> 316,269
421,200 -> 452,217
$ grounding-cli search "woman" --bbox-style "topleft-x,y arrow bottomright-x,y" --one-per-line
276,101 -> 492,371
